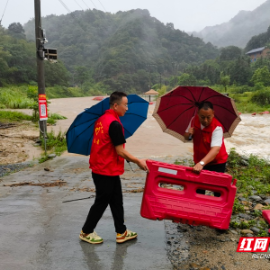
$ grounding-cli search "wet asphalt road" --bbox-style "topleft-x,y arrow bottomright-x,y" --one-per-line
0,157 -> 172,270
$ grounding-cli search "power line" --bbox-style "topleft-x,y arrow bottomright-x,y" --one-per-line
81,0 -> 90,9
58,0 -> 72,13
57,0 -> 87,31
96,0 -> 107,12
88,0 -> 97,9
0,0 -> 10,25
74,0 -> 84,10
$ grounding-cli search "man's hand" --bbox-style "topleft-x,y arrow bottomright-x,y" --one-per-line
188,127 -> 194,135
193,162 -> 203,173
115,145 -> 149,172
184,127 -> 194,140
137,159 -> 149,172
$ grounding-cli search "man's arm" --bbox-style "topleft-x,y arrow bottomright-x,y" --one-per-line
193,146 -> 220,173
184,117 -> 194,140
115,144 -> 148,171
184,127 -> 194,140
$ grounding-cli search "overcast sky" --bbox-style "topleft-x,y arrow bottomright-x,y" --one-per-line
0,0 -> 267,32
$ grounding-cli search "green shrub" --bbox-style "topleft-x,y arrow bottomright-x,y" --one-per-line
251,89 -> 270,106
49,113 -> 67,120
41,130 -> 67,155
254,82 -> 265,91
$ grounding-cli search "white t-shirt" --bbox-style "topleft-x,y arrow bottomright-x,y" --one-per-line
185,117 -> 223,147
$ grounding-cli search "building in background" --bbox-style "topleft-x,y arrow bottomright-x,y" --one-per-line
246,46 -> 270,62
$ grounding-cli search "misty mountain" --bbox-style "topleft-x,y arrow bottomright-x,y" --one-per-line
193,0 -> 270,48
245,26 -> 270,52
23,9 -> 219,92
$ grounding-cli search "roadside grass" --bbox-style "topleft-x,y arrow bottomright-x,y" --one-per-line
0,86 -> 34,109
0,110 -> 67,127
205,85 -> 270,113
39,130 -> 67,163
0,110 -> 32,122
223,149 -> 269,235
227,149 -> 270,196
47,113 -> 67,125
231,92 -> 270,113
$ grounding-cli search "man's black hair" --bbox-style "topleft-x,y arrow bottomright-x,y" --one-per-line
109,91 -> 127,106
198,101 -> 213,111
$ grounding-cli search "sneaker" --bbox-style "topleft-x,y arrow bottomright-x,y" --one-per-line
79,230 -> 103,244
116,229 -> 137,243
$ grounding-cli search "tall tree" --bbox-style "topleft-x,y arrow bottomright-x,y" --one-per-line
8,23 -> 26,39
220,46 -> 242,61
251,66 -> 270,86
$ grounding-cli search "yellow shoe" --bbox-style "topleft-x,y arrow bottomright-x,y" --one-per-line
116,229 -> 137,243
79,230 -> 103,244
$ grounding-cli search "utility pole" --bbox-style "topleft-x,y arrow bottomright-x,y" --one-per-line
34,0 -> 47,151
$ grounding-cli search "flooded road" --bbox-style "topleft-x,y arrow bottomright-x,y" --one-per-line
10,97 -> 270,161
47,97 -> 270,160
225,114 -> 270,160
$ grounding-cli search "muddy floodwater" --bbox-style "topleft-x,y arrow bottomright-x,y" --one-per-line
7,97 -> 270,161
46,97 -> 270,160
225,114 -> 270,160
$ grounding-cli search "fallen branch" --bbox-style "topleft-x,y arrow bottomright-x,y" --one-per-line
3,180 -> 66,187
0,125 -> 17,129
0,134 -> 11,138
0,134 -> 38,140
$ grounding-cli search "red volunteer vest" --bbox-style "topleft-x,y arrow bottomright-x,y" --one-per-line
89,109 -> 125,176
193,115 -> 228,165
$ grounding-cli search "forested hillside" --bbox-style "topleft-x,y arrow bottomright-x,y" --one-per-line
245,26 -> 270,52
24,9 -> 219,93
168,27 -> 270,94
193,0 -> 270,48
0,24 -> 69,87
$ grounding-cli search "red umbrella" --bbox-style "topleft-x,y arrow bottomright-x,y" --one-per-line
153,86 -> 241,142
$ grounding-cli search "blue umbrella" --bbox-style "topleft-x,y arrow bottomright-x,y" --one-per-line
66,94 -> 149,155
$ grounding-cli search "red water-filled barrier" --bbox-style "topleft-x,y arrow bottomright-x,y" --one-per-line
262,210 -> 270,233
141,160 -> 237,230
92,96 -> 104,101
262,210 -> 270,225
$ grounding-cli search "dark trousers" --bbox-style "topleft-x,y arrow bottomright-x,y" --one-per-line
197,163 -> 226,197
82,172 -> 126,234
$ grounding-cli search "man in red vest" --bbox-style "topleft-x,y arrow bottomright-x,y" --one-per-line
79,91 -> 148,245
184,101 -> 228,196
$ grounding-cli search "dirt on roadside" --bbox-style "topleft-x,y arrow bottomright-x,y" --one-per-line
0,121 -> 42,164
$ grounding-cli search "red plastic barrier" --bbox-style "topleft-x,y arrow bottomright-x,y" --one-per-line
92,96 -> 104,101
262,210 -> 270,225
141,160 -> 237,230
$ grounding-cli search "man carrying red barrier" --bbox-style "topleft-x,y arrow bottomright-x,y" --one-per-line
79,91 -> 148,245
184,101 -> 228,195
